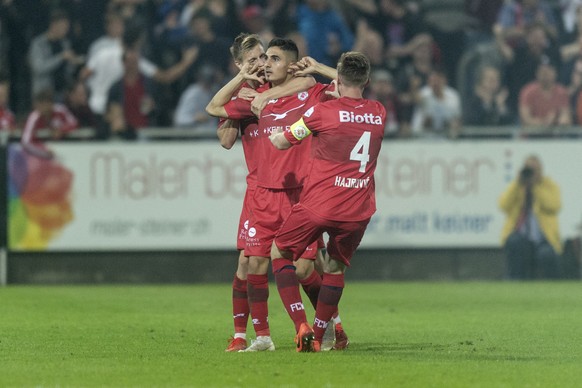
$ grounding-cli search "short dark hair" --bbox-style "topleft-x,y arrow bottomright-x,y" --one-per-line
337,52 -> 370,88
267,38 -> 299,62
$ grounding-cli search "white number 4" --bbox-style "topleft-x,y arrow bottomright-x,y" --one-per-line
350,131 -> 371,173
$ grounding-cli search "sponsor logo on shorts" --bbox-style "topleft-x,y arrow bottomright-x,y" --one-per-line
248,227 -> 257,238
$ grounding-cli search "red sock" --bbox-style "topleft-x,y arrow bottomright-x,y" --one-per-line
273,259 -> 307,332
246,274 -> 270,336
299,269 -> 322,310
232,274 -> 249,334
313,273 -> 344,342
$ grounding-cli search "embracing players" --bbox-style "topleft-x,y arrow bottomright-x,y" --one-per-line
270,51 -> 386,352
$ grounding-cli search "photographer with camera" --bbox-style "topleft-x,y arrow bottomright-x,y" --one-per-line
499,155 -> 562,279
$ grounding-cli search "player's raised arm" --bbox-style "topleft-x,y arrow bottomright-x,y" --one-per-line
206,62 -> 263,118
292,56 -> 338,80
250,75 -> 316,116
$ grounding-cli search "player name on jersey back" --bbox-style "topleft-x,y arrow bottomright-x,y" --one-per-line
338,110 -> 383,124
334,176 -> 371,189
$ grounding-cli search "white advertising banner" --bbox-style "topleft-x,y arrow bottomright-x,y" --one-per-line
363,139 -> 582,248
8,142 -> 247,251
7,140 -> 582,251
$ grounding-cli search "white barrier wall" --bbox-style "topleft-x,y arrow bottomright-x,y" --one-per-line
7,140 -> 582,251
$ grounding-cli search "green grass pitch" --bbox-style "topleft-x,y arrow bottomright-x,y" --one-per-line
1,281 -> 581,387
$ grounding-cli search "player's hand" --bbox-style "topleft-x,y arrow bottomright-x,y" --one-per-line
238,87 -> 258,101
240,61 -> 265,84
251,92 -> 271,116
290,56 -> 320,77
325,79 -> 340,99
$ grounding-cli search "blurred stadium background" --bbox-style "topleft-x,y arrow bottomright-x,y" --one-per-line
1,0 -> 581,285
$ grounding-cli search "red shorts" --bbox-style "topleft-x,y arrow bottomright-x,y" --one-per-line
236,187 -> 255,251
245,187 -> 318,259
274,203 -> 370,266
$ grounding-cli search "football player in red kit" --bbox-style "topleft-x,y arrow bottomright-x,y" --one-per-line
210,34 -> 317,352
270,51 -> 386,352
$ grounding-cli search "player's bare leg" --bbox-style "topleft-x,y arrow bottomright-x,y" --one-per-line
226,250 -> 250,352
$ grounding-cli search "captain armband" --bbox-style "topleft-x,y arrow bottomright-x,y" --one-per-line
289,117 -> 312,141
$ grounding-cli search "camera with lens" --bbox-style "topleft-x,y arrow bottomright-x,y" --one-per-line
520,166 -> 535,183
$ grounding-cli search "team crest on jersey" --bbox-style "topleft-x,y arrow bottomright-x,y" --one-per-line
297,91 -> 309,101
304,106 -> 315,117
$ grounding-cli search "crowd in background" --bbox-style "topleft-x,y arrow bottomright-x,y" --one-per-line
1,0 -> 582,140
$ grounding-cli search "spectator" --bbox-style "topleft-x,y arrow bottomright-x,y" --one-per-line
465,0 -> 505,33
559,3 -> 582,86
348,0 -> 425,68
519,59 -> 572,128
365,68 -> 403,137
496,22 -> 561,112
67,0 -> 109,55
28,9 -> 84,102
102,48 -> 157,140
296,0 -> 354,67
394,33 -> 439,128
108,0 -> 149,27
569,58 -> 582,120
180,0 -> 239,40
182,8 -> 232,76
494,0 -> 558,45
239,5 -> 275,45
0,0 -> 51,116
499,155 -> 562,279
0,76 -> 16,132
411,67 -> 462,139
81,22 -> 197,124
86,12 -> 125,62
245,0 -> 298,37
163,6 -> 231,124
21,89 -> 78,160
152,1 -> 190,79
173,64 -> 220,132
65,80 -> 95,128
465,65 -> 514,126
559,0 -> 582,39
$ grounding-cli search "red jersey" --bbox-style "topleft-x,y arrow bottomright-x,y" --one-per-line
222,82 -> 270,189
285,96 -> 386,221
0,107 -> 16,131
257,83 -> 332,189
225,82 -> 332,189
21,103 -> 78,144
